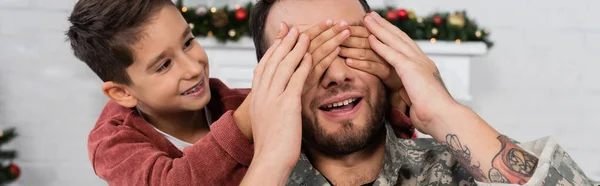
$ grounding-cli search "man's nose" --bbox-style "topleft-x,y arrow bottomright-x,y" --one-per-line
319,57 -> 354,89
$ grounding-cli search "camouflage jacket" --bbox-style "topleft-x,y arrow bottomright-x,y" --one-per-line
287,124 -> 598,186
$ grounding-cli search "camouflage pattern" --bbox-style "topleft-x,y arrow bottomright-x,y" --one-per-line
287,124 -> 599,186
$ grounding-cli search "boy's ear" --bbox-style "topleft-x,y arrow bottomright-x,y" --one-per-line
102,81 -> 138,108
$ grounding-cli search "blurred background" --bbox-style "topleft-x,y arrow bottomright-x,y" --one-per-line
0,0 -> 599,185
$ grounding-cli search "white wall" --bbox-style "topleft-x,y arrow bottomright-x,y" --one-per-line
0,0 -> 597,185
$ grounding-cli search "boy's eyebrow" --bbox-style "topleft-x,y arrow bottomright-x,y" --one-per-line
146,26 -> 193,72
147,52 -> 167,72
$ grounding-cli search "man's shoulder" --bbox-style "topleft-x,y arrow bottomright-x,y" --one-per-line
384,136 -> 475,185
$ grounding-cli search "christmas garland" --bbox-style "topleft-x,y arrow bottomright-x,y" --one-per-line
179,2 -> 493,48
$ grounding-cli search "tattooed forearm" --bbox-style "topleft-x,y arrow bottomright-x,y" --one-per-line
442,134 -> 539,184
441,134 -> 488,182
491,135 -> 538,184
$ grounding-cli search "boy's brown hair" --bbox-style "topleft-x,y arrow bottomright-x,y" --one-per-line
66,0 -> 174,85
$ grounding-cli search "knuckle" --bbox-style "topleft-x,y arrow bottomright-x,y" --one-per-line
359,39 -> 368,48
359,49 -> 368,59
313,36 -> 326,46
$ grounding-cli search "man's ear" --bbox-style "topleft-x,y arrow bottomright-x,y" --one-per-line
102,81 -> 138,108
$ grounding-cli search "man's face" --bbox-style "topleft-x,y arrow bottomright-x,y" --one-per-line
125,5 -> 211,113
265,0 -> 388,156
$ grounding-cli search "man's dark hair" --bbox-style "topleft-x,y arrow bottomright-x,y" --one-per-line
66,0 -> 174,85
250,0 -> 371,61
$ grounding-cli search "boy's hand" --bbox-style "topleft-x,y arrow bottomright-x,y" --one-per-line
281,19 -> 350,94
339,26 -> 408,111
363,12 -> 454,135
243,26 -> 312,185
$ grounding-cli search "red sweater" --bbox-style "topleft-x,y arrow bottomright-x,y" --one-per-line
88,78 -> 414,186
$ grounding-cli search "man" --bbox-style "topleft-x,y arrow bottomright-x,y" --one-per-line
242,0 -> 598,186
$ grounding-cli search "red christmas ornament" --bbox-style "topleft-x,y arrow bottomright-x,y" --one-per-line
9,163 -> 20,179
433,15 -> 442,26
235,8 -> 248,21
386,10 -> 398,21
397,9 -> 408,20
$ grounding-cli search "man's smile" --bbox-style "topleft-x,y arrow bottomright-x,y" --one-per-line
318,93 -> 364,121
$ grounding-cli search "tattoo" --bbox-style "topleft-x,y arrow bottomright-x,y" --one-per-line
433,69 -> 450,94
441,134 -> 488,182
488,168 -> 509,183
442,134 -> 539,184
491,135 -> 538,184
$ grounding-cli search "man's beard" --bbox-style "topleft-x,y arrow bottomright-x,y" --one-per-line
301,82 -> 388,156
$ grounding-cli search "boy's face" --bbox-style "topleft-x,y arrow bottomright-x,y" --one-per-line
124,5 -> 210,113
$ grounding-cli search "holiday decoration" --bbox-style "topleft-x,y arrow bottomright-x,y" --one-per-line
180,3 -> 493,48
397,9 -> 408,20
235,8 -> 248,22
8,164 -> 19,179
448,12 -> 466,28
0,128 -> 19,184
196,5 -> 207,16
407,9 -> 416,20
433,15 -> 443,26
212,10 -> 229,28
386,10 -> 398,21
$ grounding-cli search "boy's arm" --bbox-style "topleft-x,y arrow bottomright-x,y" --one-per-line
89,110 -> 252,186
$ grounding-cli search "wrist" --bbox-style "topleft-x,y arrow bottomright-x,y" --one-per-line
246,153 -> 294,184
423,101 -> 466,136
233,96 -> 253,141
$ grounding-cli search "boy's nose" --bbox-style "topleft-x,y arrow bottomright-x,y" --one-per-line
180,55 -> 203,80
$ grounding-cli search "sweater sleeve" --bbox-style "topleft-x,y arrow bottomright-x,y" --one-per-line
388,107 -> 415,139
89,110 -> 253,186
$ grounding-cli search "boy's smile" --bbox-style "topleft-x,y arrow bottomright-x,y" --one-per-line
180,77 -> 206,97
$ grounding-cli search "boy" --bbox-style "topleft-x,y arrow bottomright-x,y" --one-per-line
67,0 -> 253,185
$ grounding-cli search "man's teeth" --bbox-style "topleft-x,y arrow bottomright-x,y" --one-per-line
325,98 -> 356,108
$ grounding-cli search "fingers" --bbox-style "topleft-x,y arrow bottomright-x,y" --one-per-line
286,53 -> 313,96
271,34 -> 310,94
345,58 -> 391,80
367,12 -> 421,53
303,47 -> 340,94
309,21 -> 349,53
399,88 -> 411,106
260,27 -> 300,92
311,29 -> 350,63
368,35 -> 409,73
339,47 -> 383,62
363,13 -> 415,57
276,21 -> 290,40
301,19 -> 334,40
253,39 -> 281,93
341,36 -> 370,49
348,26 -> 370,38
